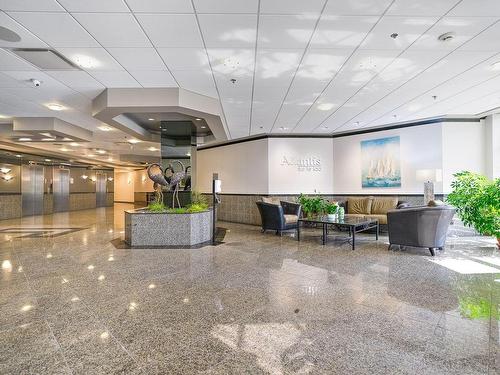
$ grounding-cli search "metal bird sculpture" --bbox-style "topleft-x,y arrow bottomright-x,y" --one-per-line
164,160 -> 186,208
147,163 -> 168,204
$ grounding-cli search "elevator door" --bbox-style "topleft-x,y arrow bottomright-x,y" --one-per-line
96,173 -> 107,207
22,164 -> 44,217
53,168 -> 70,212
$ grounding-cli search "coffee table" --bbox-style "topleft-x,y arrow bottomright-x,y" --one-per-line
297,215 -> 379,250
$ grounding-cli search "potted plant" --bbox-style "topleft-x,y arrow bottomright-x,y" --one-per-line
324,201 -> 339,220
298,194 -> 324,218
446,171 -> 500,248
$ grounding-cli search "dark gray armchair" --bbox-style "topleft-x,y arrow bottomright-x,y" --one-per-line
387,205 -> 455,256
256,201 -> 301,236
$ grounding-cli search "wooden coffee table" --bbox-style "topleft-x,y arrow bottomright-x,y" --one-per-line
297,215 -> 379,250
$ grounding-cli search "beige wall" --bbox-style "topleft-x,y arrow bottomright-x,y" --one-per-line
0,163 -> 21,193
114,171 -> 135,202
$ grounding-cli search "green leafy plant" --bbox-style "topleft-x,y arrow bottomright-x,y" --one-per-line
148,201 -> 166,212
187,203 -> 209,213
324,201 -> 339,215
191,190 -> 209,206
166,207 -> 187,214
446,171 -> 500,245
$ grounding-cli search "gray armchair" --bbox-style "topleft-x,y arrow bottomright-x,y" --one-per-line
256,201 -> 301,236
387,205 -> 455,256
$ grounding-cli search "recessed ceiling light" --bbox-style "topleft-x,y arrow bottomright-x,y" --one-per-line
201,125 -> 206,129
46,103 -> 65,111
195,118 -> 202,121
490,61 -> 500,71
87,154 -> 95,157
73,55 -> 98,69
15,154 -> 22,158
96,149 -> 106,154
279,127 -> 288,131
62,137 -> 73,141
128,139 -> 140,144
148,118 -> 155,121
186,152 -> 191,157
97,125 -> 113,131
148,147 -> 158,152
60,147 -> 70,152
18,137 -> 31,141
41,138 -> 55,141
69,142 -> 80,147
317,103 -> 335,111
44,159 -> 51,162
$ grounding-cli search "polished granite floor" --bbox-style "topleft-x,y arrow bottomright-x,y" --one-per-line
1,203 -> 499,374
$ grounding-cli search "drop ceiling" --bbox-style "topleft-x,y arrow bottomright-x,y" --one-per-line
0,0 -> 499,155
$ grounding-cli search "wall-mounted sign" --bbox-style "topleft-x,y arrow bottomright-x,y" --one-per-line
280,155 -> 321,172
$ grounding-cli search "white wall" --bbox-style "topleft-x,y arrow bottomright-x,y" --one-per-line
334,124 -> 443,194
268,138 -> 334,194
196,138 -> 269,194
442,121 -> 485,192
196,120 -> 486,195
134,169 -> 154,193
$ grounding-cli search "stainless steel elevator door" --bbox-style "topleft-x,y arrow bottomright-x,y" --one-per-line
96,173 -> 107,207
53,168 -> 70,212
22,165 -> 44,217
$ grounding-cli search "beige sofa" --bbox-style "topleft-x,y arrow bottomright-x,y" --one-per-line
345,196 -> 400,225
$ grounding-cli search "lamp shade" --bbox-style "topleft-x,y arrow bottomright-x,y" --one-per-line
416,169 -> 442,182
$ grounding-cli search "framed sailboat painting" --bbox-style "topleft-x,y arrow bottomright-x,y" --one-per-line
361,136 -> 401,188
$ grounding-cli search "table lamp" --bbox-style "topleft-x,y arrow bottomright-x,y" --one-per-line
416,169 -> 442,204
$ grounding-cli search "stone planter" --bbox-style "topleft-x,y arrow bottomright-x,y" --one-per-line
125,208 -> 212,247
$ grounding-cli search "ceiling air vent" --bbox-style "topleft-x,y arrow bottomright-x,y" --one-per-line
12,49 -> 80,71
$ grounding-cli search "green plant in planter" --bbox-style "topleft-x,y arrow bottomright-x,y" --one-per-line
446,171 -> 500,247
187,203 -> 209,213
191,190 -> 209,206
148,201 -> 166,212
324,201 -> 339,215
298,194 -> 325,217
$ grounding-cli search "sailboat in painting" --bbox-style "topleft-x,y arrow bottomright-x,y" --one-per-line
361,136 -> 401,188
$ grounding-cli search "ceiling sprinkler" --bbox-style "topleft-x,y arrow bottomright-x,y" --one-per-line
230,78 -> 237,84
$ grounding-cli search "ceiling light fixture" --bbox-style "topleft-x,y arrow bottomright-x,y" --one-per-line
62,137 -> 73,141
46,103 -> 65,111
317,103 -> 335,111
18,137 -> 31,141
42,138 -> 55,141
69,142 -> 80,147
195,118 -> 202,121
15,154 -> 22,158
0,168 -> 11,174
491,61 -> 500,71
201,125 -> 206,129
44,159 -> 51,162
97,125 -> 113,131
186,152 -> 191,157
60,147 -> 69,152
86,154 -> 95,157
128,139 -> 140,144
74,55 -> 98,69
96,149 -> 106,154
148,147 -> 158,152
2,174 -> 13,181
148,118 -> 155,121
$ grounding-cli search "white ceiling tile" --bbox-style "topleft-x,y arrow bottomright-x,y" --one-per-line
126,0 -> 193,13
58,0 -> 129,12
324,0 -> 392,16
0,0 -> 63,11
310,15 -> 378,48
295,49 -> 351,83
172,70 -> 217,97
0,49 -> 37,70
386,0 -> 458,16
459,22 -> 500,51
255,49 -> 302,81
73,13 -> 150,48
360,16 -> 438,50
259,15 -> 318,49
198,14 -> 257,48
0,13 -> 48,49
129,70 -> 177,87
2,70 -> 69,89
0,72 -> 29,88
87,70 -> 140,87
207,48 -> 255,77
449,0 -> 500,16
8,12 -> 98,47
136,14 -> 203,48
260,0 -> 325,15
193,0 -> 258,14
214,72 -> 253,101
107,48 -> 165,70
56,47 -> 124,71
409,17 -> 498,51
157,48 -> 209,70
44,70 -> 104,88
